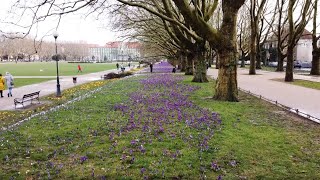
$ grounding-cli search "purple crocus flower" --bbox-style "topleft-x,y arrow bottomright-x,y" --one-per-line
211,161 -> 220,171
130,140 -> 137,145
229,160 -> 237,167
140,167 -> 146,174
80,156 -> 88,164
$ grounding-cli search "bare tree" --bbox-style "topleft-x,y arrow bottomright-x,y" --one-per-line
238,6 -> 251,68
310,0 -> 320,75
285,0 -> 312,81
249,0 -> 267,75
275,0 -> 289,72
8,0 -> 245,101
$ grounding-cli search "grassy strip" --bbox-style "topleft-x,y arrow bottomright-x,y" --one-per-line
13,78 -> 55,88
0,75 -> 319,179
273,78 -> 320,90
186,77 -> 320,179
0,62 -> 132,76
0,80 -> 111,128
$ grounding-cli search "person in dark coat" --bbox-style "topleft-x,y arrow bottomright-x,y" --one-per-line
150,63 -> 153,73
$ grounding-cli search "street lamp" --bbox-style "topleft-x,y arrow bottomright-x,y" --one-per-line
53,31 -> 61,97
122,50 -> 124,64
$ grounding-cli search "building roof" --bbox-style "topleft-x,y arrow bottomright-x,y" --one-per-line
89,41 -> 142,49
300,29 -> 312,40
126,42 -> 141,48
105,41 -> 122,48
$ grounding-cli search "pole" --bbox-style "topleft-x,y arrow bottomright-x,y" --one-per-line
55,37 -> 61,97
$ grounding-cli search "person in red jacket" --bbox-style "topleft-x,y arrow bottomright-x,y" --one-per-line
77,64 -> 82,73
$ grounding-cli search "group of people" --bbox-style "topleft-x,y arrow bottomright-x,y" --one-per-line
0,72 -> 14,98
116,63 -> 128,73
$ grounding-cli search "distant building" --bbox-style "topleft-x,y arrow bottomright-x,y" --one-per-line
263,29 -> 313,62
89,41 -> 141,62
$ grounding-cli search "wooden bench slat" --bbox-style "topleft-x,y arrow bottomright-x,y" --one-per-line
14,91 -> 40,108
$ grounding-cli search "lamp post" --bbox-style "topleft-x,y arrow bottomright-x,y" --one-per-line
53,31 -> 61,97
122,50 -> 124,64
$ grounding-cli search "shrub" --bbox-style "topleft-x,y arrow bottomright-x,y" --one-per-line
118,71 -> 133,78
104,71 -> 133,79
104,72 -> 120,79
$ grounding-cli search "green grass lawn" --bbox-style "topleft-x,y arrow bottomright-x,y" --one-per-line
13,78 -> 55,88
0,62 -> 125,76
0,75 -> 319,179
273,78 -> 320,90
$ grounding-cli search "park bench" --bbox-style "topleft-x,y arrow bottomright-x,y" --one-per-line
14,91 -> 40,108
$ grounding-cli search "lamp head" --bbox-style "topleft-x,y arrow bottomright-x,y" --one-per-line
53,31 -> 59,39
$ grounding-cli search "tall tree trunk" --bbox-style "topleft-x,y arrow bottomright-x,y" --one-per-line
276,0 -> 284,72
215,49 -> 238,101
249,22 -> 257,74
311,0 -> 320,75
285,46 -> 294,81
276,53 -> 284,71
311,51 -> 320,75
192,50 -> 208,82
256,45 -> 262,69
240,50 -> 245,67
215,54 -> 219,69
180,54 -> 186,72
185,53 -> 194,75
214,3 -> 239,101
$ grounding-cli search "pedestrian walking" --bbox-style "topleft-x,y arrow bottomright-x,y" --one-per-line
150,63 -> 153,73
0,74 -> 5,98
77,64 -> 82,73
5,72 -> 14,97
172,67 -> 176,73
128,62 -> 131,68
116,63 -> 119,70
120,64 -> 125,72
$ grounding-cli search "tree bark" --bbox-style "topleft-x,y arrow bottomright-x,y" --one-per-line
276,53 -> 285,71
214,3 -> 239,101
240,51 -> 245,67
249,21 -> 257,74
180,54 -> 186,72
285,45 -> 294,81
185,53 -> 194,75
192,49 -> 208,82
311,0 -> 320,75
215,49 -> 238,101
311,50 -> 320,75
256,44 -> 262,69
215,54 -> 219,69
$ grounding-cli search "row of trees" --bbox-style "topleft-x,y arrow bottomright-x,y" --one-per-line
111,0 -> 320,99
0,36 -> 89,62
1,0 -> 320,102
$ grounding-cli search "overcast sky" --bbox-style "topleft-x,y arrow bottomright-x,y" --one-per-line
0,1 -> 119,45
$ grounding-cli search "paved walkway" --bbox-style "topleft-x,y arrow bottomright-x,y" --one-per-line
207,68 -> 320,120
0,68 -> 124,110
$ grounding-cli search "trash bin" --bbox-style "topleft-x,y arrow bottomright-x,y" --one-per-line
73,77 -> 77,84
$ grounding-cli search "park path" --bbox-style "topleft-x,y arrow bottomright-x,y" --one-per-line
0,68 -> 124,110
207,68 -> 320,120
